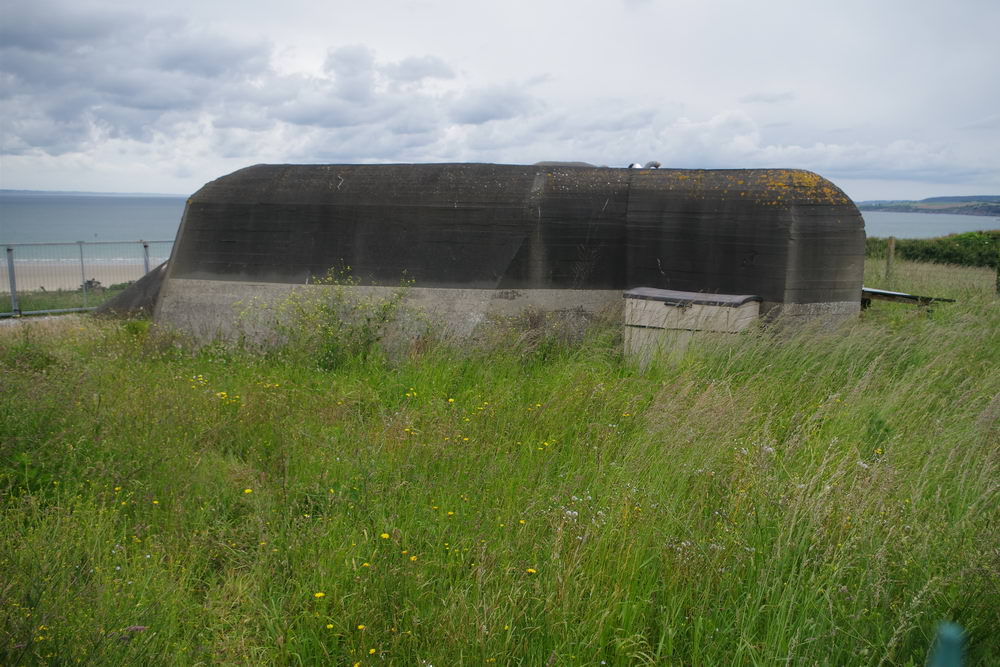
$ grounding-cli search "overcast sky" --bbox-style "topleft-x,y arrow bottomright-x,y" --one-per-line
2,0 -> 998,200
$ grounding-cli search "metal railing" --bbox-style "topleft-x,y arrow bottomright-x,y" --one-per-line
2,240 -> 172,317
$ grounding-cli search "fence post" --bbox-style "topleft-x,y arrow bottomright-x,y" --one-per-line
5,246 -> 19,316
78,241 -> 88,308
142,241 -> 150,275
886,236 -> 896,283
993,238 -> 1000,294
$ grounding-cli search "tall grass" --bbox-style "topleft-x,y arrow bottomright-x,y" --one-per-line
1,259 -> 997,665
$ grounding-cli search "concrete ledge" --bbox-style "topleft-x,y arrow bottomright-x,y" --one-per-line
764,300 -> 861,327
154,278 -> 622,343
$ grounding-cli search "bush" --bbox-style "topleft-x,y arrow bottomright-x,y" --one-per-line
866,230 -> 1000,268
237,266 -> 415,369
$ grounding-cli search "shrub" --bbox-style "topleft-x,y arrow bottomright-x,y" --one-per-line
238,266 -> 415,369
866,230 -> 1000,268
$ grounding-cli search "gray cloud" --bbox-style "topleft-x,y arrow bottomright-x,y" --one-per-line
0,3 -> 139,52
382,55 -> 455,83
155,35 -> 270,78
0,1 -> 270,153
450,85 -> 540,125
740,92 -> 796,105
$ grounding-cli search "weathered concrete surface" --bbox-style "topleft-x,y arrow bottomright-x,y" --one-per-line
155,278 -> 622,342
94,261 -> 168,318
155,163 -> 865,340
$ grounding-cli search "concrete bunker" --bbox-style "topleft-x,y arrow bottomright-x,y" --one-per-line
153,163 -> 865,340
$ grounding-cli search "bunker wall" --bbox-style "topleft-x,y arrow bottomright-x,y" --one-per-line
156,163 -> 866,339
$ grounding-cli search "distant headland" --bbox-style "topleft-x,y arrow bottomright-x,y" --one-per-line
856,195 -> 1000,216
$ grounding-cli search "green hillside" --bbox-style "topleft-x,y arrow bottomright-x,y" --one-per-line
858,196 -> 1000,216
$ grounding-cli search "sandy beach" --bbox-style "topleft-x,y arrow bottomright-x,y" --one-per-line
1,262 -> 151,293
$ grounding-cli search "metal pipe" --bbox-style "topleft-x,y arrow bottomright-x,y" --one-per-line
0,307 -> 98,318
78,241 -> 87,307
143,241 -> 150,274
5,246 -> 19,316
0,240 -> 173,246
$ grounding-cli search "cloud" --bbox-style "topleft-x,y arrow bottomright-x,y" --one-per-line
2,0 -> 997,198
382,55 -> 455,83
0,0 -> 272,154
450,85 -> 541,125
155,34 -> 270,78
740,92 -> 796,105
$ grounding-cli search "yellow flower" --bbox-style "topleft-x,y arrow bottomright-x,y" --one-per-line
380,533 -> 390,539
362,562 -> 370,567
152,500 -> 159,505
409,555 -> 417,562
526,568 -> 537,574
314,592 -> 325,598
357,624 -> 366,630
326,624 -> 334,629
243,488 -> 253,494
519,519 -> 525,525
447,398 -> 455,403
369,648 -> 376,655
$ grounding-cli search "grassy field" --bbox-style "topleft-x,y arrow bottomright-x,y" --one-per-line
1,283 -> 133,316
1,258 -> 998,665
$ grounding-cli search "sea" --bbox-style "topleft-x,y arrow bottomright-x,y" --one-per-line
1,190 -> 998,246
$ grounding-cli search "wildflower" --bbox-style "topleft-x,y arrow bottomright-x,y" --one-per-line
409,555 -> 417,561
243,488 -> 253,494
362,562 -> 370,567
380,533 -> 390,539
326,624 -> 334,629
448,398 -> 455,403
152,500 -> 159,505
369,648 -> 376,654
357,624 -> 366,630
519,519 -> 525,525
314,592 -> 326,598
526,568 -> 537,574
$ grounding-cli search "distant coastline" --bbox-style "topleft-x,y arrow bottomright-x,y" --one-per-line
1,189 -> 187,199
856,195 -> 1000,217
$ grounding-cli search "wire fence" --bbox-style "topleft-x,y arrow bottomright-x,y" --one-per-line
2,240 -> 172,317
